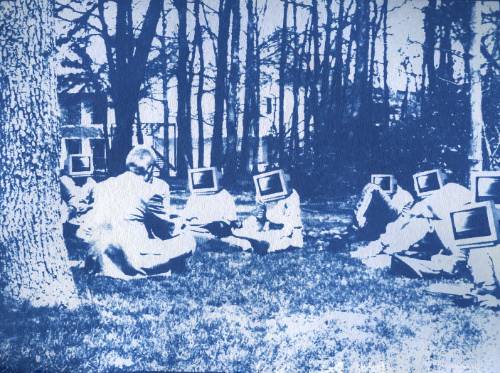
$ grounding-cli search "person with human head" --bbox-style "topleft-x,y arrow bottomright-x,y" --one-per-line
351,174 -> 414,241
351,169 -> 472,275
182,168 -> 251,250
77,145 -> 195,279
233,168 -> 303,253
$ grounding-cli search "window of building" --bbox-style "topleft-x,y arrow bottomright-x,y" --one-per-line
65,138 -> 82,155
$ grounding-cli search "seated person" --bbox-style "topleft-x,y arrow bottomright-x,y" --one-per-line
351,172 -> 472,275
233,170 -> 303,253
182,168 -> 251,251
352,175 -> 413,240
77,146 -> 195,279
60,170 -> 95,225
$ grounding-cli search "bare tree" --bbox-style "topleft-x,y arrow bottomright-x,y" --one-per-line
225,0 -> 241,180
211,0 -> 232,168
174,0 -> 193,176
96,0 -> 162,174
468,0 -> 486,173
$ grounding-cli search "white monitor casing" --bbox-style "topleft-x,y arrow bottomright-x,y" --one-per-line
371,174 -> 395,194
448,200 -> 500,250
68,154 -> 94,177
471,170 -> 500,209
253,169 -> 288,203
188,167 -> 219,195
413,169 -> 444,198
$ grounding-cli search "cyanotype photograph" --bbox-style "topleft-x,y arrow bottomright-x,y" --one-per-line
0,0 -> 499,371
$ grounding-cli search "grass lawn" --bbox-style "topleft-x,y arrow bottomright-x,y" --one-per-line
1,191 -> 499,372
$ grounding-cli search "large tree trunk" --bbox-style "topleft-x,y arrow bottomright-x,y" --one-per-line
194,0 -> 205,168
240,0 -> 257,172
381,0 -> 389,126
278,0 -> 289,165
421,0 -> 437,113
0,0 -> 78,308
211,0 -> 232,169
225,0 -> 241,181
468,0 -> 485,173
289,1 -> 301,165
174,0 -> 192,176
351,0 -> 370,157
160,4 -> 170,178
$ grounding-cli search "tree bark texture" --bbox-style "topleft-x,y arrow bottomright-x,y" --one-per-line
211,0 -> 232,169
468,0 -> 485,173
0,0 -> 78,308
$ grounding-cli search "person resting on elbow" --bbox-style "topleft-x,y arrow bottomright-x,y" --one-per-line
233,170 -> 303,253
351,171 -> 472,276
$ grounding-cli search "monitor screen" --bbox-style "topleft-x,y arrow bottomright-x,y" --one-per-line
191,170 -> 215,190
476,176 -> 500,205
257,173 -> 284,196
71,156 -> 92,174
416,172 -> 441,193
451,206 -> 492,240
373,176 -> 391,191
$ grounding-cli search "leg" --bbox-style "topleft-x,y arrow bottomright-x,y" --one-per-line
352,217 -> 430,259
468,247 -> 498,291
267,228 -> 304,253
381,217 -> 431,254
221,236 -> 253,251
137,232 -> 196,271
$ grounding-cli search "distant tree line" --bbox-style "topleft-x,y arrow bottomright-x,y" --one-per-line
55,0 -> 500,192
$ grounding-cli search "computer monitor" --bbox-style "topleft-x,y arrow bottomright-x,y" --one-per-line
188,167 -> 219,194
68,154 -> 93,177
371,174 -> 395,193
253,169 -> 288,202
471,171 -> 500,208
413,169 -> 444,197
448,201 -> 500,249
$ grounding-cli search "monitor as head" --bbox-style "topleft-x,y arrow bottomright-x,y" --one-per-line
371,174 -> 395,194
68,154 -> 93,177
448,201 -> 499,249
253,169 -> 289,203
188,167 -> 219,195
471,171 -> 500,209
413,169 -> 444,197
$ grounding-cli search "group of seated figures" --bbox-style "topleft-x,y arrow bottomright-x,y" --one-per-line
342,169 -> 500,309
60,145 -> 500,309
60,146 -> 303,279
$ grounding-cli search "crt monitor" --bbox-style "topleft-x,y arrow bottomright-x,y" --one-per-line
68,154 -> 93,177
471,171 -> 500,208
253,169 -> 288,202
413,169 -> 444,197
448,201 -> 500,249
371,174 -> 394,193
188,167 -> 219,194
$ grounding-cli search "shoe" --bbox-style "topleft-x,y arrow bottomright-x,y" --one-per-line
351,241 -> 384,259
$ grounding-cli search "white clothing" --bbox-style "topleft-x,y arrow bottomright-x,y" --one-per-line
353,183 -> 472,273
235,189 -> 304,252
468,245 -> 500,289
183,189 -> 237,225
77,172 -> 193,278
389,185 -> 414,215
